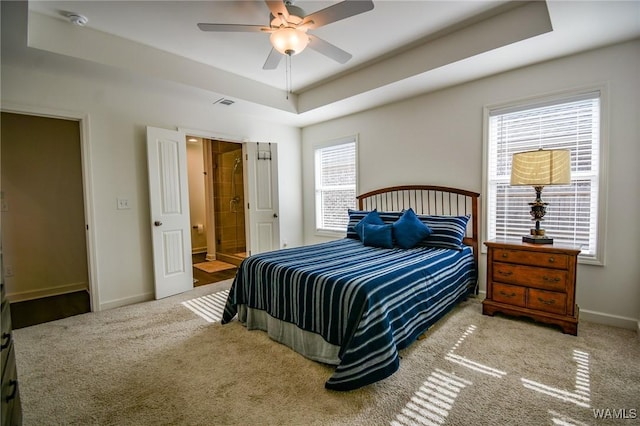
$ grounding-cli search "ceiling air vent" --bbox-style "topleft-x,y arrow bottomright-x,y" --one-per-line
213,98 -> 235,106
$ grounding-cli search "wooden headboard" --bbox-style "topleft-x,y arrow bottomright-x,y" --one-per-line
357,185 -> 480,291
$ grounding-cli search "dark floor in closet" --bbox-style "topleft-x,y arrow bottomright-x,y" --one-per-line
10,254 -> 237,329
10,291 -> 91,329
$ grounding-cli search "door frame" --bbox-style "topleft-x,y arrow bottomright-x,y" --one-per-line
1,102 -> 99,311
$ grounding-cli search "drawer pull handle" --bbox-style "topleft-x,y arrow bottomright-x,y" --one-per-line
500,291 -> 516,298
498,270 -> 513,277
502,253 -> 508,258
537,297 -> 556,306
1,332 -> 10,350
548,257 -> 555,263
543,276 -> 561,282
6,379 -> 18,402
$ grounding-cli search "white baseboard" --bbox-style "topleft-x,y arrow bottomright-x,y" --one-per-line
99,291 -> 154,311
578,308 -> 638,331
6,282 -> 88,303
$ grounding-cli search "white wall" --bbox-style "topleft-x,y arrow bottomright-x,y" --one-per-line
1,59 -> 303,311
302,39 -> 640,329
187,139 -> 207,253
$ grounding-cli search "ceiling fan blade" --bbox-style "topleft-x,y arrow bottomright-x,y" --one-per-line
265,0 -> 289,21
197,23 -> 268,32
307,34 -> 352,64
263,48 -> 283,70
303,0 -> 374,29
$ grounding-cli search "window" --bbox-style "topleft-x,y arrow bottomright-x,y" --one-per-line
485,91 -> 604,262
314,136 -> 357,234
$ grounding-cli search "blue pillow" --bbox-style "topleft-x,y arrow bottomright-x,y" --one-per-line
417,215 -> 470,250
361,223 -> 394,249
354,210 -> 385,241
345,209 -> 409,238
392,208 -> 432,249
346,209 -> 371,239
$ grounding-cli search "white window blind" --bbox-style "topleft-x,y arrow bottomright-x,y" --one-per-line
315,139 -> 357,233
487,92 -> 601,259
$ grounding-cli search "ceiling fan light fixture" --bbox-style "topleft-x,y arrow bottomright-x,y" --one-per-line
270,27 -> 309,56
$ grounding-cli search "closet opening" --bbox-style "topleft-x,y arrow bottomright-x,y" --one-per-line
1,111 -> 92,327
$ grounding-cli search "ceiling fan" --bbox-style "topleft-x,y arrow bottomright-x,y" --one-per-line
197,0 -> 375,70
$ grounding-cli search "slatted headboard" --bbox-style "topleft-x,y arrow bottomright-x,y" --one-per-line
357,185 -> 480,291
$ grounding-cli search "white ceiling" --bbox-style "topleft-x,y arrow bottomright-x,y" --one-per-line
17,1 -> 640,126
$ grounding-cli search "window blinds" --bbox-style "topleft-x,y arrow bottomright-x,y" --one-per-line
487,92 -> 600,257
315,141 -> 357,232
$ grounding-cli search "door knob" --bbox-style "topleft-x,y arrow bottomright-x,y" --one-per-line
273,213 -> 278,218
154,221 -> 163,226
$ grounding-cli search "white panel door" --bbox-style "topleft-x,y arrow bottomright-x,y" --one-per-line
245,142 -> 280,255
146,126 -> 193,299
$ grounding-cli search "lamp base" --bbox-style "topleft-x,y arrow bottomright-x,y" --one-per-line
522,235 -> 553,244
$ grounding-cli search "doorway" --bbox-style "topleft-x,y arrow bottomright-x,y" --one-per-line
148,128 -> 280,297
187,137 -> 247,286
1,112 -> 91,326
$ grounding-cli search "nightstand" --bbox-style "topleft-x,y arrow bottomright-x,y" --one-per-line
482,239 -> 581,335
1,282 -> 22,425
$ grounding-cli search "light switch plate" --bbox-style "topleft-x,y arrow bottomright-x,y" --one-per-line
117,198 -> 130,210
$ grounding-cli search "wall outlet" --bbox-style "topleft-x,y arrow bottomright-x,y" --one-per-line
117,198 -> 130,210
4,265 -> 14,277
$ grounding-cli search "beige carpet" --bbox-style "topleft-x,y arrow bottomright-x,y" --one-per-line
193,260 -> 236,274
12,280 -> 640,425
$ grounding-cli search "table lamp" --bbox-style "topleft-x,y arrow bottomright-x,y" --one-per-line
510,149 -> 571,244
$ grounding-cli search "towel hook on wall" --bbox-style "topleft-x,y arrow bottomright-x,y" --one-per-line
257,142 -> 272,161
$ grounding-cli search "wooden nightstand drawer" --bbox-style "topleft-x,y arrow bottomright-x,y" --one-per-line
492,262 -> 567,292
1,301 -> 11,372
493,283 -> 526,307
528,288 -> 567,315
493,248 -> 568,270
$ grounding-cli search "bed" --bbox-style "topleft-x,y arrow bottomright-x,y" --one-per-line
222,185 -> 480,391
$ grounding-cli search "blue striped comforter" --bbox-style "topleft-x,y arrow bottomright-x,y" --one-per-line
222,238 -> 476,391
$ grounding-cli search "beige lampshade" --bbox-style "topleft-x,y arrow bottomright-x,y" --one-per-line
510,149 -> 571,186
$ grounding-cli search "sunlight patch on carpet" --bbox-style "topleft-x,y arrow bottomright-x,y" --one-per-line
391,369 -> 472,426
521,349 -> 591,408
445,324 -> 507,378
548,409 -> 591,426
182,289 -> 229,323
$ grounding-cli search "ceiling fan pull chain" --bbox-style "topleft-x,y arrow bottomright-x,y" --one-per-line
286,53 -> 292,99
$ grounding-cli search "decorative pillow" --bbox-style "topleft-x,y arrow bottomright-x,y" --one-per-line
361,223 -> 394,249
354,210 -> 385,241
346,209 -> 371,239
346,209 -> 403,238
417,214 -> 470,250
392,208 -> 432,249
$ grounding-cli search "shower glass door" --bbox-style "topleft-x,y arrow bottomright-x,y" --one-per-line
213,141 -> 246,261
